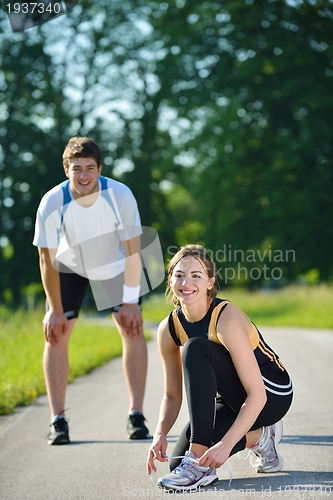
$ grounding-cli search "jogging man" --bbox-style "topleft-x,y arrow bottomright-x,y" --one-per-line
33,136 -> 150,444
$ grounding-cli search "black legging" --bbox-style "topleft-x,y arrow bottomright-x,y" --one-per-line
169,337 -> 293,471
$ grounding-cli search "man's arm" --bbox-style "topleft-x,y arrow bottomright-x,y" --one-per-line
114,236 -> 143,337
38,247 -> 69,344
123,236 -> 141,288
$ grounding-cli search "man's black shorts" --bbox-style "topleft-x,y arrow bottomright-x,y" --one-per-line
46,270 -> 141,319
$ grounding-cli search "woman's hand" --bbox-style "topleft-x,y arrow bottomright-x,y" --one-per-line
146,434 -> 169,474
197,441 -> 233,469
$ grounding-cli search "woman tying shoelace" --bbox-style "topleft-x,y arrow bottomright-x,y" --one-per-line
146,244 -> 293,491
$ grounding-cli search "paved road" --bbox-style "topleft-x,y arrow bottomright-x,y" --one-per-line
0,323 -> 332,500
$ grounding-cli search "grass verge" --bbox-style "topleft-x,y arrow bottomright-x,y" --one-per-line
0,308 -> 144,416
142,284 -> 333,328
1,284 -> 331,415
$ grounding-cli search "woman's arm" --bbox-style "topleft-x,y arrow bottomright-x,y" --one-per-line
147,317 -> 183,474
199,304 -> 267,468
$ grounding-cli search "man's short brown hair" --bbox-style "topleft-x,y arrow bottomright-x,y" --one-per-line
62,137 -> 102,169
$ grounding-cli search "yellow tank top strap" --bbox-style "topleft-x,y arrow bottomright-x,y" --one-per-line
248,324 -> 260,350
209,300 -> 260,351
172,300 -> 260,350
171,310 -> 188,346
208,300 -> 230,345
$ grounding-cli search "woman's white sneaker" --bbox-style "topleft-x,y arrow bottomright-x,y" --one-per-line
251,420 -> 283,473
157,451 -> 218,491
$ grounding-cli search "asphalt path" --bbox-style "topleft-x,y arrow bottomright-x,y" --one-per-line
0,322 -> 332,500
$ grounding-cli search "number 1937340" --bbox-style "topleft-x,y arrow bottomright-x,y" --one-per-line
6,3 -> 62,14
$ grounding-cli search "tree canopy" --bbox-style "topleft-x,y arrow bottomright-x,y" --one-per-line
0,0 -> 332,305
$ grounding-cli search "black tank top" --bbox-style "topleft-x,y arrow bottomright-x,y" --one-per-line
168,297 -> 286,374
168,298 -> 228,346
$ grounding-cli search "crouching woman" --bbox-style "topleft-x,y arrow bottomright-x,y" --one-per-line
147,244 -> 293,491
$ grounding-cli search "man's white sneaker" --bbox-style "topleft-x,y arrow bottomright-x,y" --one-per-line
157,451 -> 218,491
251,420 -> 283,473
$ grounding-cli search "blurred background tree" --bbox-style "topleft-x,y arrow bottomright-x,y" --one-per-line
0,31 -> 68,305
146,0 -> 333,284
0,0 -> 332,306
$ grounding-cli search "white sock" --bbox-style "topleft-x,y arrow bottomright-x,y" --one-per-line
251,427 -> 265,449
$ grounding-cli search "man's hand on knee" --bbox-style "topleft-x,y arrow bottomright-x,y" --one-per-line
43,310 -> 69,344
114,303 -> 143,337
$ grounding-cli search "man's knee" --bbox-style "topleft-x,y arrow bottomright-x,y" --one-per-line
43,331 -> 72,351
119,330 -> 147,345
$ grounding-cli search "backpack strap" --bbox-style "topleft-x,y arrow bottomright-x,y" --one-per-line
60,180 -> 71,219
59,176 -> 121,228
55,180 -> 71,243
99,176 -> 121,229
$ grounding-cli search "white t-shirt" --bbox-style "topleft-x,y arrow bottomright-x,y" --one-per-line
33,177 -> 142,280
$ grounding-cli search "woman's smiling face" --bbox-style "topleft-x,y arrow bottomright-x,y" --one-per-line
170,255 -> 215,305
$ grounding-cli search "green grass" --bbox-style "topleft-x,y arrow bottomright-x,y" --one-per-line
141,293 -> 174,323
0,308 -> 125,415
1,284 -> 332,415
142,284 -> 333,329
219,284 -> 333,328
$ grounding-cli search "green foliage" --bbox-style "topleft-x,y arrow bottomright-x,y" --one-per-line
0,0 -> 332,308
0,30 -> 70,305
148,0 -> 333,283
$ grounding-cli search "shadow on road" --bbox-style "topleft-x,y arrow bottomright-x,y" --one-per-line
211,471 -> 333,493
282,435 -> 333,446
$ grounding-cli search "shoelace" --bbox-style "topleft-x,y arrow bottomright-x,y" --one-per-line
238,424 -> 279,470
47,414 -> 69,439
50,412 -> 69,427
129,414 -> 145,426
149,454 -> 232,489
237,449 -> 264,469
